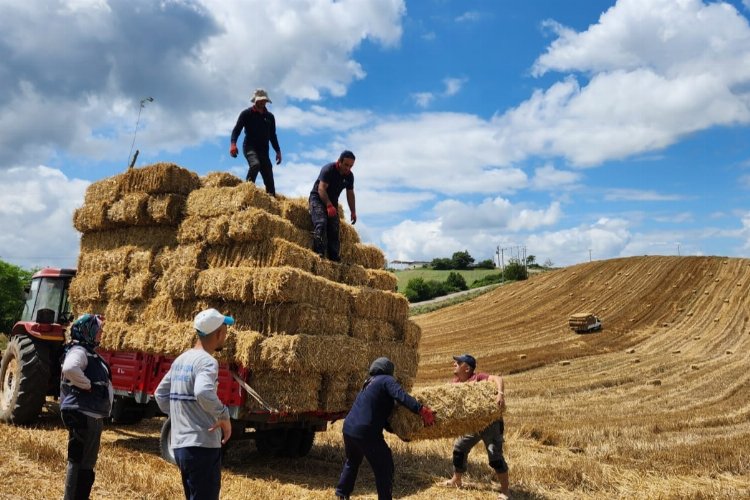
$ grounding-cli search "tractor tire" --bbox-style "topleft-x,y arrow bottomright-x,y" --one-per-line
0,335 -> 50,424
159,417 -> 176,464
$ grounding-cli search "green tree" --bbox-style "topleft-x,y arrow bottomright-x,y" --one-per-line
451,250 -> 474,270
430,257 -> 453,270
445,271 -> 468,291
543,258 -> 554,268
526,255 -> 537,266
404,277 -> 430,302
0,260 -> 33,334
474,259 -> 495,269
503,258 -> 528,281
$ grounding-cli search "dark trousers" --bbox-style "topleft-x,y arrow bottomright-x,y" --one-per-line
174,446 -> 222,500
452,419 -> 509,474
309,194 -> 341,261
335,433 -> 394,500
245,150 -> 275,195
62,410 -> 103,500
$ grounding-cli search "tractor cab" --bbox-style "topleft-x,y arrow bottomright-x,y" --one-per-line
12,268 -> 77,342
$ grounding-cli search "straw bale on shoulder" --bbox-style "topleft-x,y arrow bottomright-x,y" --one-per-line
195,268 -> 255,302
201,171 -> 242,188
278,197 -> 313,232
73,202 -> 112,233
252,267 -> 351,314
77,247 -> 134,274
243,371 -> 321,413
366,269 -> 398,291
187,183 -> 278,217
120,162 -> 200,195
84,176 -> 122,204
154,244 -> 206,273
350,287 -> 409,324
155,267 -> 200,301
177,215 -> 230,245
80,226 -> 177,251
147,194 -> 186,225
388,381 -> 503,441
227,209 -> 308,247
351,317 -> 398,342
69,272 -> 109,303
107,192 -> 150,226
253,334 -> 369,374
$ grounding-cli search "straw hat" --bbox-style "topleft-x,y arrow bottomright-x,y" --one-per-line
251,88 -> 272,103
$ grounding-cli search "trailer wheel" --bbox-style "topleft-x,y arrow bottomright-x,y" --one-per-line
0,335 -> 50,424
160,417 -> 176,464
256,428 -> 315,458
111,398 -> 145,425
286,428 -> 315,458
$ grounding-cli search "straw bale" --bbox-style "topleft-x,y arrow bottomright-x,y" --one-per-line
142,294 -> 206,323
339,220 -> 360,247
254,335 -> 369,374
401,320 -> 422,349
80,226 -> 177,252
388,381 -> 503,441
339,263 -> 369,287
122,272 -> 154,301
105,274 -> 127,301
343,243 -> 386,269
279,197 -> 313,232
313,258 -> 339,282
84,175 -> 122,204
186,183 -> 278,217
320,372 -> 360,412
204,242 -> 267,268
229,302 -> 350,337
233,330 -> 265,368
243,371 -> 321,413
77,247 -> 134,274
120,162 -> 200,196
350,287 -> 409,324
73,202 -> 112,233
368,341 -> 419,384
147,194 -> 186,225
267,238 -> 316,272
195,268 -> 255,302
366,269 -> 398,291
227,209 -> 308,247
127,249 -> 154,275
107,192 -> 150,226
201,171 -> 242,188
177,215 -> 230,245
351,318 -> 398,342
98,321 -> 127,351
154,244 -> 206,273
252,267 -> 351,314
69,272 -> 109,303
104,301 -> 146,323
155,267 -> 199,301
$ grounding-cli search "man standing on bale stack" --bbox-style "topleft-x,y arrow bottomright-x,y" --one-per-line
155,308 -> 234,500
230,88 -> 282,196
444,354 -> 510,500
309,150 -> 357,261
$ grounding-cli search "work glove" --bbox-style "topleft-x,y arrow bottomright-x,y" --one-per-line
326,203 -> 338,218
350,211 -> 357,225
419,405 -> 435,427
229,143 -> 238,158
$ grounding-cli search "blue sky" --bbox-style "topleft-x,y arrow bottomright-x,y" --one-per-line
2,0 -> 750,270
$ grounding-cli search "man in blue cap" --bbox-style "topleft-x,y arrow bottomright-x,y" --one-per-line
155,308 -> 235,500
444,354 -> 509,499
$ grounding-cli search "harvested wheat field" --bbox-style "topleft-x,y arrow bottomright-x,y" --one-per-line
2,253 -> 750,498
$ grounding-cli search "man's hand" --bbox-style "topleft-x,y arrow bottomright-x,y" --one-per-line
209,418 -> 232,444
350,211 -> 357,224
496,392 -> 505,411
276,151 -> 282,165
419,406 -> 435,427
229,143 -> 238,158
326,204 -> 338,218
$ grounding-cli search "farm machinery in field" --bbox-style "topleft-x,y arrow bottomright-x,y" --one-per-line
568,313 -> 602,334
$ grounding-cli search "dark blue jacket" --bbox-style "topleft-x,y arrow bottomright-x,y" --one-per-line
60,346 -> 112,418
343,374 -> 422,439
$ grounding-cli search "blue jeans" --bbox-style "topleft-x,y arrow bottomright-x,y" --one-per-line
173,447 -> 222,500
335,433 -> 394,500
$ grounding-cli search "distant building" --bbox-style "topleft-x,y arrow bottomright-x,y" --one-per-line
390,260 -> 430,270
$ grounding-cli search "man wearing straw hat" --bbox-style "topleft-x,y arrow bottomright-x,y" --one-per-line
155,308 -> 234,500
444,354 -> 510,499
309,150 -> 357,261
229,88 -> 282,196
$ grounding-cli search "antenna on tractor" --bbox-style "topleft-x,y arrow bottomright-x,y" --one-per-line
127,97 -> 154,169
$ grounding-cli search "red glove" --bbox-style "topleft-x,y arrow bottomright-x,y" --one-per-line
419,406 -> 435,427
326,204 -> 338,218
229,143 -> 238,158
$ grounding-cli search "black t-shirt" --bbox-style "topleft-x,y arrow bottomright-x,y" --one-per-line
310,162 -> 354,205
230,107 -> 280,155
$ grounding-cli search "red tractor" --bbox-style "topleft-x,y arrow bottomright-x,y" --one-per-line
0,268 -> 75,424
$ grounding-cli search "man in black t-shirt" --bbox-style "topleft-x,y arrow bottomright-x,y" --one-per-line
309,150 -> 357,261
229,88 -> 282,196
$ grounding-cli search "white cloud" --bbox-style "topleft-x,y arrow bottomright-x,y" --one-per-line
0,166 -> 88,269
531,164 -> 581,190
412,92 -> 436,108
455,11 -> 481,23
411,77 -> 466,108
442,77 -> 466,96
604,188 -> 684,201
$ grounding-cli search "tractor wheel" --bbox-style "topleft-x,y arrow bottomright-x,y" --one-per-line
0,335 -> 50,424
159,417 -> 176,464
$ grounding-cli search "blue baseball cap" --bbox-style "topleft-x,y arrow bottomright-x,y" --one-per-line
453,354 -> 476,370
193,308 -> 234,337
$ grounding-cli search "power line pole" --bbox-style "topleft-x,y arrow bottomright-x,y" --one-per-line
589,249 -> 592,262
127,96 -> 154,169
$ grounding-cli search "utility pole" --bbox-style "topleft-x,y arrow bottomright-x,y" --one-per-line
677,244 -> 681,256
589,249 -> 592,262
500,248 -> 505,284
496,245 -> 500,268
128,96 -> 154,169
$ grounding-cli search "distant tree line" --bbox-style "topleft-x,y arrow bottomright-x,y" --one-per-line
0,260 -> 34,335
428,250 -> 494,270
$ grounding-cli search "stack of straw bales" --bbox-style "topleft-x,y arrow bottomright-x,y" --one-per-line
388,381 -> 503,441
70,163 -> 418,415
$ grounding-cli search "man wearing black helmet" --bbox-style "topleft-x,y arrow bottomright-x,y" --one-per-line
335,357 -> 435,500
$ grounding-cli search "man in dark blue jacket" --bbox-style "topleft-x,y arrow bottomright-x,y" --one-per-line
335,357 -> 435,500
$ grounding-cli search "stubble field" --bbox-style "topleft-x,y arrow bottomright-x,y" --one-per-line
1,255 -> 748,499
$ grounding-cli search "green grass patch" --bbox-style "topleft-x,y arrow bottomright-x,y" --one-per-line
0,335 -> 7,352
409,284 -> 502,316
394,269 -> 500,292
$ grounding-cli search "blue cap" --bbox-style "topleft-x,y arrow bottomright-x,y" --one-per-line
453,354 -> 476,370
